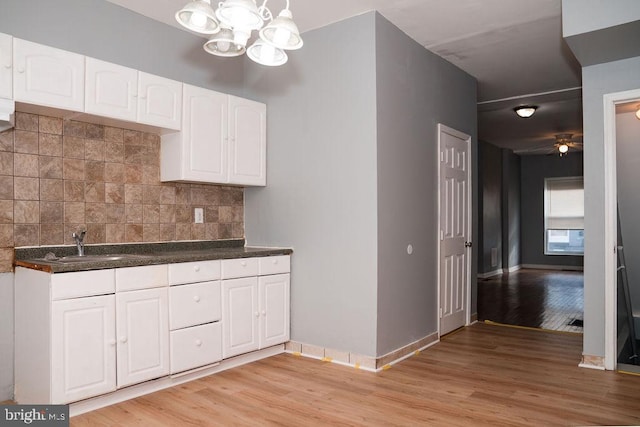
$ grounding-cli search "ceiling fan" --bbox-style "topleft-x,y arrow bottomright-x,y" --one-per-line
518,133 -> 583,156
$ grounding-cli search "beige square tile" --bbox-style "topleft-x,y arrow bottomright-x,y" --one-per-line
14,177 -> 39,200
159,205 -> 175,223
106,204 -> 125,223
106,223 -> 125,243
205,206 -> 219,223
125,224 -> 143,242
85,139 -> 105,161
85,123 -> 104,140
219,206 -> 233,222
86,223 -> 106,243
85,161 -> 105,182
0,224 -> 13,246
0,152 -> 13,176
105,183 -> 124,204
0,248 -> 13,273
40,201 -> 63,224
0,200 -> 12,223
284,341 -> 302,353
191,223 -> 205,240
40,224 -> 63,245
15,130 -> 39,154
125,203 -> 143,223
105,162 -> 124,183
159,223 -> 175,241
0,176 -> 13,199
62,136 -> 85,159
14,200 -> 39,223
142,132 -> 160,147
175,223 -> 191,240
124,145 -> 145,164
104,127 -> 123,142
143,223 -> 159,242
143,185 -> 161,204
232,206 -> 244,222
63,121 -> 86,138
85,181 -> 105,203
176,185 -> 190,204
0,129 -> 14,152
143,204 -> 160,223
64,181 -> 85,202
191,186 -> 214,205
15,112 -> 38,131
14,153 -> 39,178
40,179 -> 64,201
175,205 -> 191,223
39,133 -> 63,157
301,344 -> 324,359
219,223 -> 232,239
64,225 -> 87,245
232,222 -> 244,238
124,130 -> 142,146
63,158 -> 85,180
39,156 -> 63,179
105,141 -> 124,163
205,223 -> 219,240
125,164 -> 142,183
124,184 -> 143,204
159,186 -> 176,204
39,116 -> 63,135
64,202 -> 85,224
142,165 -> 159,185
86,203 -> 106,223
14,224 -> 39,246
325,348 -> 350,364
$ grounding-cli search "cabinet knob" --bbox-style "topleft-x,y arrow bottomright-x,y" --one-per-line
273,259 -> 278,264
193,295 -> 201,302
17,67 -> 25,74
108,339 -> 116,346
241,261 -> 247,267
255,311 -> 260,318
195,339 -> 202,347
3,64 -> 10,69
194,265 -> 200,272
261,310 -> 266,316
119,336 -> 128,344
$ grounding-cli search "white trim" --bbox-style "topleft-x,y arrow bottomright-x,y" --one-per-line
505,265 -> 521,273
520,264 -> 584,271
436,124 -> 473,337
578,362 -> 606,371
603,88 -> 640,371
374,339 -> 440,372
477,269 -> 503,279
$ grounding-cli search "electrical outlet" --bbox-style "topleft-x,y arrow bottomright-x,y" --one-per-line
194,207 -> 204,224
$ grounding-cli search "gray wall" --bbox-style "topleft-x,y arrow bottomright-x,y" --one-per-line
0,273 -> 12,400
479,141 -> 503,273
562,0 -> 640,37
374,14 -> 477,356
616,111 -> 640,314
502,149 -> 521,269
520,153 -> 584,267
244,14 -> 380,357
582,56 -> 640,357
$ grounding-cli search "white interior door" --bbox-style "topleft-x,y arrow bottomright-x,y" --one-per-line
439,124 -> 471,336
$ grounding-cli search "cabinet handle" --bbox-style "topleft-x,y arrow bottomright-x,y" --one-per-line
195,339 -> 202,347
193,295 -> 201,302
119,336 -> 128,344
194,265 -> 200,272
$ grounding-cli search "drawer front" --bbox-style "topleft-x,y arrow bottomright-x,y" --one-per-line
170,322 -> 221,374
258,255 -> 290,275
116,264 -> 168,292
168,260 -> 221,285
169,281 -> 221,330
221,257 -> 258,279
51,269 -> 115,300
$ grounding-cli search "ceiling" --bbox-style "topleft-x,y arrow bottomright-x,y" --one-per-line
105,0 -> 584,155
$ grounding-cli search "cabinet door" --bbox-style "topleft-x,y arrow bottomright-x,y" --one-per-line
51,295 -> 116,404
138,72 -> 182,130
222,277 -> 259,358
0,33 -> 11,99
13,38 -> 84,111
116,287 -> 170,388
182,84 -> 228,182
259,274 -> 290,348
228,95 -> 266,186
85,57 -> 137,121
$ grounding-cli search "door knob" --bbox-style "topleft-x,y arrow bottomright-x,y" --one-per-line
464,241 -> 472,248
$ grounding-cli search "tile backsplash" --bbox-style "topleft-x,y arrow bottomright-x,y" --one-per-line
0,112 -> 244,272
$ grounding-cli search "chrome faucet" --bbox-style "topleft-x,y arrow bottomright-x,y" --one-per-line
72,230 -> 86,256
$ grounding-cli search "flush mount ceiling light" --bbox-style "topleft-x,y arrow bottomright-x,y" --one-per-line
514,105 -> 538,118
176,0 -> 303,66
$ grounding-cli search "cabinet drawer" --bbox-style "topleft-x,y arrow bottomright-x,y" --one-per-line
51,269 -> 115,300
116,265 -> 168,292
258,255 -> 290,275
168,260 -> 221,285
221,257 -> 258,279
169,281 -> 221,330
170,322 -> 221,374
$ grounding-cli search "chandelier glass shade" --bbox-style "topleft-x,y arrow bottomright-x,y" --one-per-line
514,105 -> 538,118
176,0 -> 303,66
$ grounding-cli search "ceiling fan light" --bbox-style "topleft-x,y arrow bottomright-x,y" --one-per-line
203,28 -> 245,57
176,0 -> 220,34
259,9 -> 303,50
247,40 -> 288,66
215,0 -> 263,30
558,144 -> 569,154
514,105 -> 538,118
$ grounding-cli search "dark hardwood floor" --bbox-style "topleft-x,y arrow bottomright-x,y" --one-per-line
478,268 -> 584,333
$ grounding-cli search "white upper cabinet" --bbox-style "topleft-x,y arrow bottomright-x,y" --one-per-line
85,57 -> 137,122
228,95 -> 266,186
161,85 -> 266,186
137,72 -> 182,130
0,33 -> 12,99
13,38 -> 84,111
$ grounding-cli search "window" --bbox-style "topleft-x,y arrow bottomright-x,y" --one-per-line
544,177 -> 584,255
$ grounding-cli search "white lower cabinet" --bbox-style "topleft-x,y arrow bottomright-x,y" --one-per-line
170,322 -> 222,374
222,277 -> 259,358
259,274 -> 290,348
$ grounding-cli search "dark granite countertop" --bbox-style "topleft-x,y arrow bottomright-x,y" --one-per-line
15,239 -> 293,273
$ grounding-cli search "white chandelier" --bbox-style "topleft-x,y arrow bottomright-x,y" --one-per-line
175,0 -> 303,67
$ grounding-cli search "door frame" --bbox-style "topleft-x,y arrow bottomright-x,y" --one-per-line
436,123 -> 473,337
603,88 -> 640,370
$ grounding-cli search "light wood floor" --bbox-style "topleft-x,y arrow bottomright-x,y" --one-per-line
71,323 -> 640,426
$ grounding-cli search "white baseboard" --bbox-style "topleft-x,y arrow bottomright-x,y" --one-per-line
521,264 -> 584,271
477,269 -> 503,279
505,265 -> 521,273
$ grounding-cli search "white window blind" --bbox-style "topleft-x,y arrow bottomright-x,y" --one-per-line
545,177 -> 584,229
